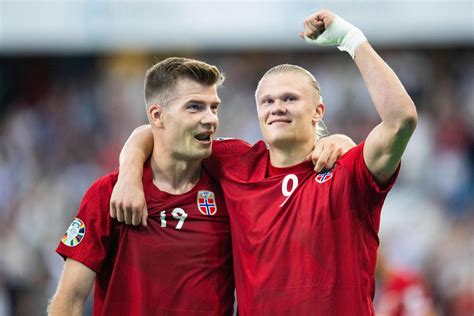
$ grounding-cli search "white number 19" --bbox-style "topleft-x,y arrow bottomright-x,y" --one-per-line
160,208 -> 188,230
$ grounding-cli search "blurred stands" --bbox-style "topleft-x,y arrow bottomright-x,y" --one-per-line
0,48 -> 473,315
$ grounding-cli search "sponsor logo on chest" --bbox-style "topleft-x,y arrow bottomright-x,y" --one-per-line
197,190 -> 217,216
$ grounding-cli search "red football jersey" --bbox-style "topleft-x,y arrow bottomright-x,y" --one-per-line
205,140 -> 399,316
56,163 -> 234,316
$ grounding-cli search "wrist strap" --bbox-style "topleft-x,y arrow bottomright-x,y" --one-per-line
305,16 -> 367,59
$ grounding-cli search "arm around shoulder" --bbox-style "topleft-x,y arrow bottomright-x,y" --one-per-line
110,124 -> 153,226
48,258 -> 96,316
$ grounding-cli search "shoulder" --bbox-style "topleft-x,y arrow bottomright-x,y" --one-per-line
81,172 -> 119,204
336,141 -> 399,194
337,142 -> 365,168
211,138 -> 252,157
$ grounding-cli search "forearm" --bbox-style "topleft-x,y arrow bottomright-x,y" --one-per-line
354,42 -> 417,131
119,124 -> 154,179
48,259 -> 95,316
48,294 -> 85,316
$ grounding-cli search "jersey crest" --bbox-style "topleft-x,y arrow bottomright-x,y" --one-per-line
197,190 -> 217,216
315,170 -> 333,184
61,218 -> 86,247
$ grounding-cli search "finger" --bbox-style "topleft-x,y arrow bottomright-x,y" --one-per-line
141,207 -> 148,227
298,32 -> 305,39
304,20 -> 318,38
315,21 -> 325,31
116,204 -> 124,222
311,143 -> 324,168
124,206 -> 132,225
315,147 -> 330,173
304,19 -> 318,32
325,151 -> 338,170
131,207 -> 141,226
110,202 -> 117,219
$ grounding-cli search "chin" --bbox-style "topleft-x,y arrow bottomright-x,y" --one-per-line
267,135 -> 296,148
195,148 -> 212,159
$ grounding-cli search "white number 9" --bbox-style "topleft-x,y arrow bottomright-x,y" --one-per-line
280,174 -> 298,207
171,208 -> 188,230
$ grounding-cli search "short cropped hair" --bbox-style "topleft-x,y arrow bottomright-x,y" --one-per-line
144,57 -> 224,108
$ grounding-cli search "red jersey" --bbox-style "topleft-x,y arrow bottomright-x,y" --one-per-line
56,163 -> 234,316
205,140 -> 399,315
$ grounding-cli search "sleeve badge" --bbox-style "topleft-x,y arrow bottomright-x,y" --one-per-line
61,218 -> 86,247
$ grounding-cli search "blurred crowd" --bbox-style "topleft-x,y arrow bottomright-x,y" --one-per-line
0,48 -> 472,315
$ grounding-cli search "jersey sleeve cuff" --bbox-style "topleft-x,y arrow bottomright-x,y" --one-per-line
56,245 -> 101,274
360,148 -> 401,195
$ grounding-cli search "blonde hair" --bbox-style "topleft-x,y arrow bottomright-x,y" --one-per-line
257,64 -> 328,139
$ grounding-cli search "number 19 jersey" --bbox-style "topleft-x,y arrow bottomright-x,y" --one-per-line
205,140 -> 399,316
56,162 -> 234,316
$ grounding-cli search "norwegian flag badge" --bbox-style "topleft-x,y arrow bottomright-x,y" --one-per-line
197,191 -> 217,216
315,170 -> 333,184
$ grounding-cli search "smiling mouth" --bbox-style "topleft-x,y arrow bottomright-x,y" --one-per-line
269,120 -> 291,125
194,133 -> 212,143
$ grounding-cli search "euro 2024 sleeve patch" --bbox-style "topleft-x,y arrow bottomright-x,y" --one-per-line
61,218 -> 86,247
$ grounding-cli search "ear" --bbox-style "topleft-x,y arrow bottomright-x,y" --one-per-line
312,102 -> 325,125
147,104 -> 165,128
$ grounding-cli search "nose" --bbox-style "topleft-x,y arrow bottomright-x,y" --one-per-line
201,107 -> 218,128
271,100 -> 287,115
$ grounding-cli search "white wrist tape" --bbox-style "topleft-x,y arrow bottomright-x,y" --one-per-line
305,16 -> 367,59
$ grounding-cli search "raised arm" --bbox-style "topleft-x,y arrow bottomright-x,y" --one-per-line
48,259 -> 95,316
301,9 -> 417,184
354,42 -> 417,184
110,124 -> 153,226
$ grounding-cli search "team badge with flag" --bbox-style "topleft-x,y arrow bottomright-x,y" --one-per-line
61,218 -> 86,247
315,170 -> 333,184
197,191 -> 217,216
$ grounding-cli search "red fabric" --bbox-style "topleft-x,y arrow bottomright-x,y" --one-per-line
56,163 -> 234,316
205,140 -> 399,316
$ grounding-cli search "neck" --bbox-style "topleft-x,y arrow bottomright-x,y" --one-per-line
268,138 -> 314,168
150,146 -> 202,195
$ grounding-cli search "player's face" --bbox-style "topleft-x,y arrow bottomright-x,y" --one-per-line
255,72 -> 323,148
159,79 -> 220,160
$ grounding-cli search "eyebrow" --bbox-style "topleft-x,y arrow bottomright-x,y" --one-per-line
259,92 -> 300,101
185,99 -> 220,106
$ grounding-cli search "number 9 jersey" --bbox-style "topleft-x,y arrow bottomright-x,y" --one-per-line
56,162 -> 234,316
205,139 -> 400,316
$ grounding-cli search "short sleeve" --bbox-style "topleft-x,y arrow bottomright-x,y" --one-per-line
56,174 -> 117,274
337,142 -> 400,230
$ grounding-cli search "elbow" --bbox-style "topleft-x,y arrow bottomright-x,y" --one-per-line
398,102 -> 418,136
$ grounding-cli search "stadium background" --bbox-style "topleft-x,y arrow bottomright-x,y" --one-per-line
0,1 -> 473,315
